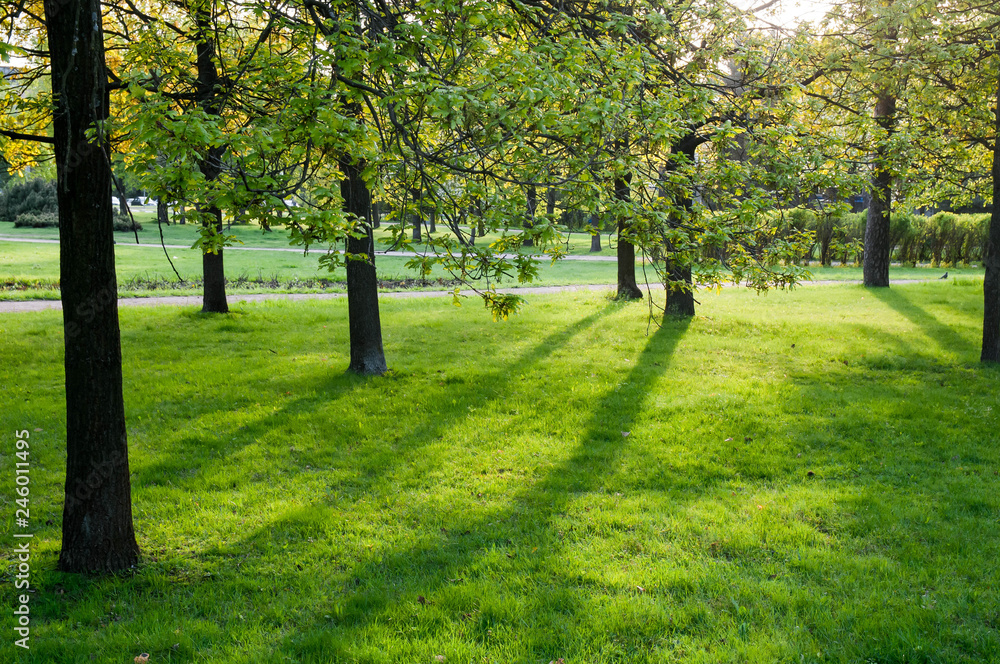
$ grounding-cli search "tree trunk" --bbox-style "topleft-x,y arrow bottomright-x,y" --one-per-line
411,188 -> 422,242
663,140 -> 697,316
118,195 -> 128,216
428,209 -> 436,234
546,186 -> 556,217
343,157 -> 388,375
664,263 -> 695,316
615,176 -> 643,300
195,7 -> 228,313
982,75 -> 1000,363
590,215 -> 602,253
47,0 -> 139,573
523,185 -> 537,247
864,98 -> 896,286
157,197 -> 169,225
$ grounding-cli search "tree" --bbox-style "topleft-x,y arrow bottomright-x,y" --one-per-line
45,0 -> 139,572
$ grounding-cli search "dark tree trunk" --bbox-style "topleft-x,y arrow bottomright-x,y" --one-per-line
195,8 -> 228,313
546,186 -> 556,217
590,215 -> 602,253
982,75 -> 1000,363
372,200 -> 381,228
343,157 -> 388,375
118,196 -> 128,216
523,185 -> 537,247
201,207 -> 228,313
615,176 -> 643,300
663,139 -> 697,316
46,0 -> 139,573
864,92 -> 895,288
157,197 -> 169,225
664,263 -> 695,316
411,188 -> 422,242
428,209 -> 436,234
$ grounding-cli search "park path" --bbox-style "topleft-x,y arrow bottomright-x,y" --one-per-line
0,234 -> 618,261
0,280 -> 941,314
0,284 -> 625,313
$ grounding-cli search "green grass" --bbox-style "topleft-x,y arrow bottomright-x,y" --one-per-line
2,219 -> 982,301
0,221 -> 622,300
1,281 -> 998,663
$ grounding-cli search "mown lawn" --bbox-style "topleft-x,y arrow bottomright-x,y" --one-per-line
1,282 -> 998,663
1,219 -> 984,301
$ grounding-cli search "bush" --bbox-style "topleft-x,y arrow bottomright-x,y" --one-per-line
0,179 -> 58,221
113,213 -> 143,232
13,212 -> 59,228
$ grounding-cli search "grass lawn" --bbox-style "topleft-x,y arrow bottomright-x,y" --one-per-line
1,219 -> 984,302
0,221 -> 622,300
1,281 -> 998,663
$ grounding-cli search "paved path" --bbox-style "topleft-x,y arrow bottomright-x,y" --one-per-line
0,279 -> 944,314
0,284 -> 625,313
0,235 -> 618,261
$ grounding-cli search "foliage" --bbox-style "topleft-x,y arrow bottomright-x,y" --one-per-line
112,213 -> 143,232
0,178 -> 57,221
12,211 -> 58,228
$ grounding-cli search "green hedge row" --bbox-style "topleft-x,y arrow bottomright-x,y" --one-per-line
779,209 -> 991,267
11,211 -> 142,232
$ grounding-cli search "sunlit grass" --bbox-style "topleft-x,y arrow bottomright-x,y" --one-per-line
1,281 -> 997,663
2,220 -> 981,302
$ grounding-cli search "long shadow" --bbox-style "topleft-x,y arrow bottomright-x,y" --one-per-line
131,300 -> 622,492
869,287 -> 978,358
214,315 -> 696,661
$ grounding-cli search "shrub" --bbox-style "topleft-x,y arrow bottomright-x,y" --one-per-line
924,212 -> 960,267
0,179 -> 58,221
113,213 -> 143,232
891,212 -> 923,266
13,212 -> 59,228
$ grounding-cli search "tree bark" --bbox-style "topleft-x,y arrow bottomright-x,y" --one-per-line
615,175 -> 643,300
46,0 -> 139,573
864,92 -> 896,288
195,6 -> 228,313
343,157 -> 388,375
157,197 -> 169,225
663,139 -> 696,316
546,186 -> 556,217
981,74 -> 1000,363
428,209 -> 436,234
523,185 -> 537,247
590,215 -> 602,252
410,187 -> 422,242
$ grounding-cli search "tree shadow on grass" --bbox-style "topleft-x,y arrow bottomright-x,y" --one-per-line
869,287 -> 978,359
210,316 -> 696,662
129,300 -> 623,493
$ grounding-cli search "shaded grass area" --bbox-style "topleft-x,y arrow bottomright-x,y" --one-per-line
1,279 -> 999,663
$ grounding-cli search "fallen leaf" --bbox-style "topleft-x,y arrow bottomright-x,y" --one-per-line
725,437 -> 733,442
621,431 -> 630,438
134,654 -> 150,664
434,656 -> 446,662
